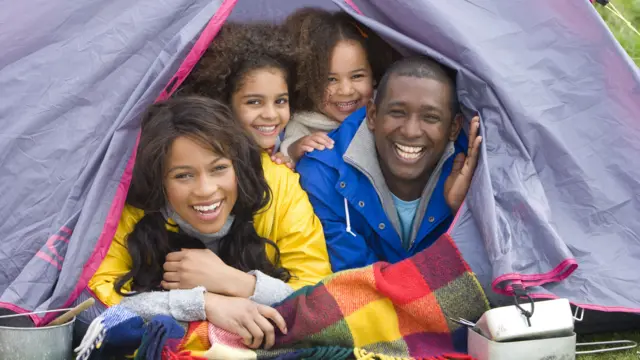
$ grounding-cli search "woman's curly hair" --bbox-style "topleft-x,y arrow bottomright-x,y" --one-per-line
284,8 -> 400,112
178,22 -> 297,104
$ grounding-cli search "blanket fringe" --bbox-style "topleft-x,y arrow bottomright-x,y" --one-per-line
354,348 -> 476,360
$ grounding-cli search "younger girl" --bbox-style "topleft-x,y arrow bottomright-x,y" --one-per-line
180,22 -> 296,167
280,8 -> 398,162
88,96 -> 332,350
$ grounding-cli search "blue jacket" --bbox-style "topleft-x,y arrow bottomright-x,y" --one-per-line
297,107 -> 467,272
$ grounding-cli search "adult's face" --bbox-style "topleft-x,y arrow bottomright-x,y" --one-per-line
367,75 -> 461,199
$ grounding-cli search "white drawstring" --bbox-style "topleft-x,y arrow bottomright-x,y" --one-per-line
344,198 -> 357,237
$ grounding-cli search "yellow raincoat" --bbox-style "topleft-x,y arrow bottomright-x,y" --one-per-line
89,152 -> 332,306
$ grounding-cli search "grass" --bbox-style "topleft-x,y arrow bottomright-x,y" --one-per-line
596,0 -> 640,66
577,332 -> 640,359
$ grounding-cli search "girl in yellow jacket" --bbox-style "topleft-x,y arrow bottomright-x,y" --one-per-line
87,96 -> 332,350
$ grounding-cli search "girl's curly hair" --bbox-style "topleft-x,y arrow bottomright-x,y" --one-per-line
178,22 -> 297,104
284,8 -> 400,112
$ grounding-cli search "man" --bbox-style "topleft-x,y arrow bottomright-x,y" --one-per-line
297,56 -> 482,272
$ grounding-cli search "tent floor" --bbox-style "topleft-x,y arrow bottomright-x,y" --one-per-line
573,307 -> 640,334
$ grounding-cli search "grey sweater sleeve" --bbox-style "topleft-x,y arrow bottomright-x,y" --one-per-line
119,286 -> 207,322
248,270 -> 294,306
280,120 -> 312,158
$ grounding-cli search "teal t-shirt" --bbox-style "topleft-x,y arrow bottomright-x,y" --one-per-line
391,194 -> 421,250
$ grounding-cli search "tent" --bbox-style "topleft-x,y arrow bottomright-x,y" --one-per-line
1,0 -> 639,330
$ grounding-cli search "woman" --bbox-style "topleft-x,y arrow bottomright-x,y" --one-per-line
88,96 -> 332,349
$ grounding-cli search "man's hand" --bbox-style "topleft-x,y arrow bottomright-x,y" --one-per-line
161,249 -> 256,297
204,293 -> 287,350
270,152 -> 295,170
444,115 -> 482,214
288,132 -> 334,162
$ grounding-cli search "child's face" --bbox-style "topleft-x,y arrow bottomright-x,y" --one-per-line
231,67 -> 290,150
320,40 -> 374,123
164,136 -> 238,234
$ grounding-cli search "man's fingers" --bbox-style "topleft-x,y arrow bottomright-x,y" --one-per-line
464,135 -> 483,173
254,315 -> 276,349
467,115 -> 480,156
258,305 -> 287,335
469,116 -> 480,139
469,135 -> 482,161
451,153 -> 465,174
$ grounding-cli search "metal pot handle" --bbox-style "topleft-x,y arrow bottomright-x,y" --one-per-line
0,307 -> 76,320
575,339 -> 638,355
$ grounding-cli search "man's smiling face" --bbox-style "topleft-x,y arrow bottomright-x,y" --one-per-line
367,74 -> 461,197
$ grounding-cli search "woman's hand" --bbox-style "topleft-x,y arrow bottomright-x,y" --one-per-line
270,152 -> 295,170
288,132 -> 335,162
204,293 -> 287,349
162,249 -> 257,298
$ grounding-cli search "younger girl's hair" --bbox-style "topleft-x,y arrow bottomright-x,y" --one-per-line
284,8 -> 399,112
116,96 -> 291,295
179,22 -> 297,104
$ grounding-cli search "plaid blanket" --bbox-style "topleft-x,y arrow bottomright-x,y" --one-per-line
83,233 -> 489,359
170,233 -> 489,359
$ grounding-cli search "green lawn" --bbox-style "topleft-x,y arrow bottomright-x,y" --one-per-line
596,0 -> 640,66
577,332 -> 640,359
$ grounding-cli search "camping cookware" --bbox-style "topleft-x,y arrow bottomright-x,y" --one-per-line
467,298 -> 638,360
0,298 -> 95,360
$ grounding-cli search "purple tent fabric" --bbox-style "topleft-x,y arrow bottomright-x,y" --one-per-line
1,0 -> 639,327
